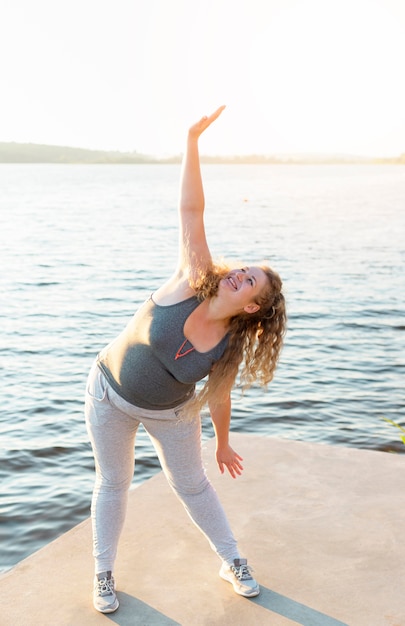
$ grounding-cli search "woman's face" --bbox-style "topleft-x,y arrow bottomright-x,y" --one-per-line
219,266 -> 268,313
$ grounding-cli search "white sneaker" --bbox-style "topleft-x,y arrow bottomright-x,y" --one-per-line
93,571 -> 119,613
220,558 -> 260,597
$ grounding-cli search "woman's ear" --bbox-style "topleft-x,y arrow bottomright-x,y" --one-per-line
243,303 -> 260,314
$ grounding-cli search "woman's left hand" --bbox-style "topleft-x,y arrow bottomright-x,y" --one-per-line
216,444 -> 244,479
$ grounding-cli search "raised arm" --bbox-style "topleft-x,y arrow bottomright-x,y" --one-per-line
177,106 -> 226,282
153,106 -> 225,304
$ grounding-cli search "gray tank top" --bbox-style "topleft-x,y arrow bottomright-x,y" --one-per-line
98,295 -> 229,410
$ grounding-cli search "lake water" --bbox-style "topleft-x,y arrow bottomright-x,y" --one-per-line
1,163 -> 404,573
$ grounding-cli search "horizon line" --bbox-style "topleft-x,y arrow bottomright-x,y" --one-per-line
0,140 -> 404,163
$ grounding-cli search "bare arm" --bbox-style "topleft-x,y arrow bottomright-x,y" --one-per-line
177,106 -> 226,282
153,106 -> 226,303
209,394 -> 244,479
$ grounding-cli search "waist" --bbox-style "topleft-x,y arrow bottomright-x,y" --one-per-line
97,353 -> 196,411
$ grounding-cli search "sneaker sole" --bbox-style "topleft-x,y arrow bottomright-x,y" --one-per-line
94,598 -> 119,613
219,570 -> 260,597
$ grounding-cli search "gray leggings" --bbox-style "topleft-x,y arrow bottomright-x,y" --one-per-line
85,362 -> 239,574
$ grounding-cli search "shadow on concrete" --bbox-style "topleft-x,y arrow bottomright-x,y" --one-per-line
105,593 -> 181,625
103,588 -> 349,626
252,587 -> 349,626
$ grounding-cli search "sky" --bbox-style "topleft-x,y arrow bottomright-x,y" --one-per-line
1,0 -> 405,157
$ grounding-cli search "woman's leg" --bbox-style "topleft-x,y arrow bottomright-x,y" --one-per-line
85,364 -> 139,574
142,410 -> 240,566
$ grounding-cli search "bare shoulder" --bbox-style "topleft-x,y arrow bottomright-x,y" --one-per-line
153,269 -> 195,306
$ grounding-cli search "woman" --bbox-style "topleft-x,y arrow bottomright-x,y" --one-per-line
85,105 -> 286,614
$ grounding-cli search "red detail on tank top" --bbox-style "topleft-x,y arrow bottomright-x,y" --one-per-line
175,338 -> 195,360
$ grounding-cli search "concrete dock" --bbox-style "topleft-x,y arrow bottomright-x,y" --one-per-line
1,434 -> 404,626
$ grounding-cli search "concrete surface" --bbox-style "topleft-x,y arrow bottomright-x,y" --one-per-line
1,434 -> 404,626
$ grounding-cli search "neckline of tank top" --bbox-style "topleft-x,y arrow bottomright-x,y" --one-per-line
149,293 -> 199,308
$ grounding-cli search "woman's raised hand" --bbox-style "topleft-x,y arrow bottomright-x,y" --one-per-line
188,105 -> 226,140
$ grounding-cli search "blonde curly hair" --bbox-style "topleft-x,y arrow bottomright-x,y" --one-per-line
190,261 -> 287,409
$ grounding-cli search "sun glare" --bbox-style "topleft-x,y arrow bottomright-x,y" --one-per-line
248,0 -> 405,155
0,0 -> 404,157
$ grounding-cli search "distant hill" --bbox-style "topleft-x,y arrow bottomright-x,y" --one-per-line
0,142 -> 159,164
0,141 -> 404,164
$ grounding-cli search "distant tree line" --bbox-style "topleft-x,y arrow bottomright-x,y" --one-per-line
0,142 -> 158,164
0,142 -> 404,164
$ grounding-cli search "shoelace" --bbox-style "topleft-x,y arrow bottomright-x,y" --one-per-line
96,577 -> 114,596
231,564 -> 253,581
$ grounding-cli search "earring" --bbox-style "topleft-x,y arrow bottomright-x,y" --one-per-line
264,306 -> 276,320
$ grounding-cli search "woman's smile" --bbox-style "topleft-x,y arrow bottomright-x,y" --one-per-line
226,275 -> 239,290
223,267 -> 267,296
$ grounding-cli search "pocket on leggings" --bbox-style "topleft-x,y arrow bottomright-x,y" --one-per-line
86,364 -> 109,402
